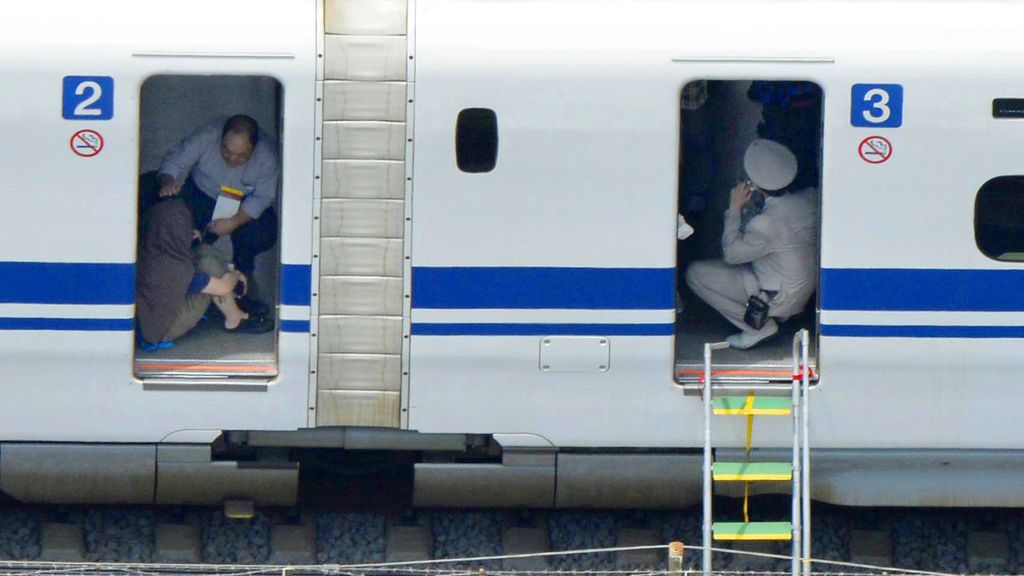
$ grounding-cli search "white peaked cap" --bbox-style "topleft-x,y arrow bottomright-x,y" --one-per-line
743,139 -> 798,191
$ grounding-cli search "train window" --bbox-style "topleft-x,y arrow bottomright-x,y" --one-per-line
456,108 -> 498,173
975,176 -> 1024,261
134,75 -> 283,380
992,99 -> 1024,119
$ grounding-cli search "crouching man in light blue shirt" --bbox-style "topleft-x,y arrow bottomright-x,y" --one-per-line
157,115 -> 280,280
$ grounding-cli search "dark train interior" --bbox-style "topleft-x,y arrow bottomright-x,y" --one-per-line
134,75 -> 283,380
674,80 -> 823,383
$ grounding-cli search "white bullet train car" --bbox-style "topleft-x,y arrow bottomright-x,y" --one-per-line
1,0 -> 1022,508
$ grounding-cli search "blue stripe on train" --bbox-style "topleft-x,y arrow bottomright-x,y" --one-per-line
0,318 -> 310,333
822,324 -> 1024,338
0,262 -> 313,307
411,322 -> 675,336
280,320 -> 310,333
413,267 -> 1024,312
8,263 -> 1024,318
412,267 -> 676,310
0,318 -> 133,331
281,265 -> 312,307
0,262 -> 135,305
821,268 -> 1024,311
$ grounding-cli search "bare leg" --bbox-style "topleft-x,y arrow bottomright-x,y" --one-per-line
211,295 -> 249,329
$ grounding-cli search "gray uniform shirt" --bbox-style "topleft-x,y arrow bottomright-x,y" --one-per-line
722,188 -> 819,317
158,120 -> 279,219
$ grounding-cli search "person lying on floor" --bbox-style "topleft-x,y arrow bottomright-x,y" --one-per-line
136,199 -> 273,351
685,139 -> 818,350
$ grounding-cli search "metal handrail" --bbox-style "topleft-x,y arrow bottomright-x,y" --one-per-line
700,331 -> 811,576
702,340 -> 729,576
790,332 -> 802,576
790,329 -> 812,576
801,329 -> 811,576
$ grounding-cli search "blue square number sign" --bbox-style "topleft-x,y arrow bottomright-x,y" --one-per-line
851,83 -> 903,128
62,76 -> 114,120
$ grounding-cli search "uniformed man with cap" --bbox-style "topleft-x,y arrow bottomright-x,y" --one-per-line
685,139 -> 819,349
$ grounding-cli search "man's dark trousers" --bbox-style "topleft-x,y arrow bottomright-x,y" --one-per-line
180,177 -> 278,277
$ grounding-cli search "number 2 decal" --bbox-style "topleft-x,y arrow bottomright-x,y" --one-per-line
851,84 -> 903,128
62,76 -> 114,120
73,81 -> 104,117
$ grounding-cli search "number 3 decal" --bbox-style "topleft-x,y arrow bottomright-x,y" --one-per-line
851,84 -> 903,128
861,88 -> 891,124
62,76 -> 114,120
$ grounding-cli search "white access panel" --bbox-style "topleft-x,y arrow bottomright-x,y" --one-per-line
540,337 -> 611,373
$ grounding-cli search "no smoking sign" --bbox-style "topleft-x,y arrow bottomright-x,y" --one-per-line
858,136 -> 892,164
70,129 -> 104,157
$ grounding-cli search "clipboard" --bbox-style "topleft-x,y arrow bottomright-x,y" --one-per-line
212,185 -> 244,220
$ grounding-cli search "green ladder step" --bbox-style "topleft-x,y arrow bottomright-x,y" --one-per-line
712,461 -> 792,481
713,521 -> 792,541
713,395 -> 791,415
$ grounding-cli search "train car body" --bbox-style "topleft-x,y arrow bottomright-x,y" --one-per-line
2,0 -> 1024,508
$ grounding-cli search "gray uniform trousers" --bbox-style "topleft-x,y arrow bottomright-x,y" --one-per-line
685,188 -> 819,333
686,260 -> 762,331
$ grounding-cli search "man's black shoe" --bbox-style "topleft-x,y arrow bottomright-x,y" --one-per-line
224,314 -> 274,334
236,297 -> 271,317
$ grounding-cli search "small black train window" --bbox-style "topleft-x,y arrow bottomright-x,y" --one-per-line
975,176 -> 1024,261
456,108 -> 498,173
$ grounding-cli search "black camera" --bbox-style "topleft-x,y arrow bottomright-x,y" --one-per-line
743,293 -> 771,330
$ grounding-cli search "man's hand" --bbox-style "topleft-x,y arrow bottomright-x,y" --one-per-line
677,214 -> 694,240
234,271 -> 249,297
206,210 -> 253,237
729,181 -> 752,211
206,218 -> 238,237
158,174 -> 181,198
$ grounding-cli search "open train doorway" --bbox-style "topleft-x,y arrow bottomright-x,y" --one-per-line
674,80 -> 822,383
134,75 -> 283,380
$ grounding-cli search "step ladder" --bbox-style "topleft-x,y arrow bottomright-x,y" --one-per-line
701,329 -> 811,576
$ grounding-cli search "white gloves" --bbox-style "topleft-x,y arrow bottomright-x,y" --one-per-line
677,214 -> 694,240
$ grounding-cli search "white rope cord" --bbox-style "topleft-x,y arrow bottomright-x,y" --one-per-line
329,544 -> 666,569
0,541 -> 971,576
703,545 -> 957,576
325,542 -> 962,576
1,570 -> 665,576
315,568 -> 672,574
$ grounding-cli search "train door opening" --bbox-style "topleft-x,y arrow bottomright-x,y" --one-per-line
134,75 -> 283,379
674,80 -> 822,383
